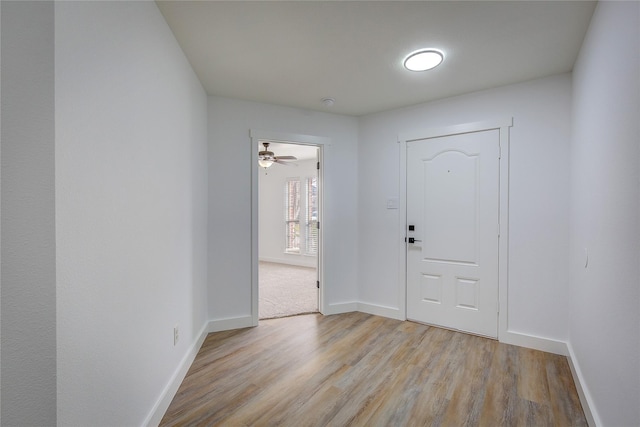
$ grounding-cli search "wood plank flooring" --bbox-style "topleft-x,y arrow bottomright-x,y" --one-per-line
160,312 -> 586,426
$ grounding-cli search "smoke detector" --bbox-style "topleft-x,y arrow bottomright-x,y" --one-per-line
321,97 -> 335,107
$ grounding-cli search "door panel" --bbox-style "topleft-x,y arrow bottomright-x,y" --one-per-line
406,130 -> 499,338
423,150 -> 479,264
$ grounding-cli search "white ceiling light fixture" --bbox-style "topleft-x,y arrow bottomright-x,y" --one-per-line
403,49 -> 444,72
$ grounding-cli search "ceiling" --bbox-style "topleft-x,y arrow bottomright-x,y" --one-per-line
157,1 -> 596,117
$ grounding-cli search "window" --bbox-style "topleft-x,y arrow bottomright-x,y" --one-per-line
284,176 -> 318,255
306,177 -> 318,255
284,178 -> 300,253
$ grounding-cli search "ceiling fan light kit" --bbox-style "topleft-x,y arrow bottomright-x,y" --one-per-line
258,158 -> 274,168
258,142 -> 298,169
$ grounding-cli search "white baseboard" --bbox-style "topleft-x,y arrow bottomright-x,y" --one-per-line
208,315 -> 255,332
143,322 -> 208,427
566,342 -> 600,427
322,301 -> 358,315
357,302 -> 404,320
499,330 -> 568,356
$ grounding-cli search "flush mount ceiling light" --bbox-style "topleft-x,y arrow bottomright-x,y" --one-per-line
403,49 -> 444,72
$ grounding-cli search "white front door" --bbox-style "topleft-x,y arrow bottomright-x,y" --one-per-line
406,129 -> 500,338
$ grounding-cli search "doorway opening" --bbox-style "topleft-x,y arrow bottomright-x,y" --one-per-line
257,141 -> 319,319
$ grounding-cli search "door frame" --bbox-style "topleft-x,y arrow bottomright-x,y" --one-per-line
250,129 -> 330,326
398,118 -> 512,339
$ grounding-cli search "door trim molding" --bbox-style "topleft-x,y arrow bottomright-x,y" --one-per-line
398,118 -> 513,340
250,129 -> 330,326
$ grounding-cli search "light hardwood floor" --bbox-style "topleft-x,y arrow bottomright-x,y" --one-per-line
160,312 -> 586,426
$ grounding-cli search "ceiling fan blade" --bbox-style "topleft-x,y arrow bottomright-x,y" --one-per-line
274,156 -> 297,160
274,159 -> 298,166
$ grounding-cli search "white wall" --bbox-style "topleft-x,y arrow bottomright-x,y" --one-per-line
55,2 -> 208,426
259,158 -> 318,268
569,2 -> 640,425
1,2 -> 56,424
0,3 -> 2,423
358,74 -> 572,342
208,97 -> 359,320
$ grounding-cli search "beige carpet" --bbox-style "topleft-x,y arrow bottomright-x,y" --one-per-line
259,261 -> 318,319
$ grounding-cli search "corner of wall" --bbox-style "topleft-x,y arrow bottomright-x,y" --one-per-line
208,316 -> 256,332
143,321 -> 210,427
566,342 -> 601,427
357,302 -> 404,321
322,302 -> 358,316
499,330 -> 568,356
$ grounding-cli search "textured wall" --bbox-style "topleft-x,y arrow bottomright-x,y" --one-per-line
1,2 -> 57,425
55,2 -> 208,425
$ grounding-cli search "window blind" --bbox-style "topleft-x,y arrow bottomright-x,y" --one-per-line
284,178 -> 300,252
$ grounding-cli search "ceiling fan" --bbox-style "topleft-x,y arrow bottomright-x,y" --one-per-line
258,142 -> 297,168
